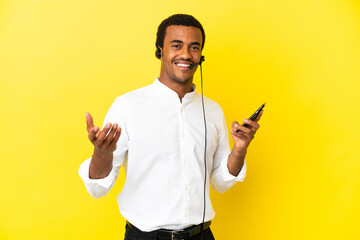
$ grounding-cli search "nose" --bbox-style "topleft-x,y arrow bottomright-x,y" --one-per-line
179,47 -> 191,60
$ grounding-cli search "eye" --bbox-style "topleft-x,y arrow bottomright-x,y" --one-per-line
191,46 -> 200,51
172,44 -> 181,49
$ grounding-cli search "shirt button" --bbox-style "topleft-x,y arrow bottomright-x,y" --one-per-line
184,160 -> 187,164
185,186 -> 188,190
185,213 -> 188,217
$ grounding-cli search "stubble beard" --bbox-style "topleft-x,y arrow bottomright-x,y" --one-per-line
167,65 -> 193,86
170,74 -> 192,85
160,60 -> 194,86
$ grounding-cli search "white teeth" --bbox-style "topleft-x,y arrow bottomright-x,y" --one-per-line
176,63 -> 190,67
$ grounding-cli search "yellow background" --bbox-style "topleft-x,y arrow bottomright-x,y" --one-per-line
1,0 -> 359,239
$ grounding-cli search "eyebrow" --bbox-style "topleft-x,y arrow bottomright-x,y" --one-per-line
170,40 -> 201,46
170,40 -> 183,44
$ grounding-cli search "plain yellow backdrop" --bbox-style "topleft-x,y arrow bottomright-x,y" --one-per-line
1,0 -> 359,239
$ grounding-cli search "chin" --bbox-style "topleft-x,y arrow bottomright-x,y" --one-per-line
172,74 -> 192,85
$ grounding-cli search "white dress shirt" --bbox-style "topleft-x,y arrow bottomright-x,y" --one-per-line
78,78 -> 246,231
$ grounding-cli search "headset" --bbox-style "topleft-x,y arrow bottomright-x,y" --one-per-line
189,56 -> 205,70
155,48 -> 162,59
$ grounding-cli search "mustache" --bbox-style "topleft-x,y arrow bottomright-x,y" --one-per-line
172,59 -> 194,64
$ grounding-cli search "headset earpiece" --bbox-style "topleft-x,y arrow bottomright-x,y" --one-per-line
156,47 -> 162,59
199,56 -> 205,65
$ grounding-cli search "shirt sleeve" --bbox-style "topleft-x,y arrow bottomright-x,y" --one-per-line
78,97 -> 129,198
210,109 -> 247,193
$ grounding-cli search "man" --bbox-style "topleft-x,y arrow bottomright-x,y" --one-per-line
79,14 -> 263,240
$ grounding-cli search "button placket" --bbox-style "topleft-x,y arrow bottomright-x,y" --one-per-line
180,105 -> 190,223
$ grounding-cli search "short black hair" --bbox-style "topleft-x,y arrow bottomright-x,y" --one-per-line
155,14 -> 205,59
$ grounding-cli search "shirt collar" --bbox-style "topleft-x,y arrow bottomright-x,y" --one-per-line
153,78 -> 197,102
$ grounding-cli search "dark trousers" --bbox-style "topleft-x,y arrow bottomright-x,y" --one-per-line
124,224 -> 215,240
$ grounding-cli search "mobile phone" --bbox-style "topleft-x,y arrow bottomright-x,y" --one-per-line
237,103 -> 266,131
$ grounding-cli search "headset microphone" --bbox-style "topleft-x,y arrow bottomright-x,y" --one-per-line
188,56 -> 205,70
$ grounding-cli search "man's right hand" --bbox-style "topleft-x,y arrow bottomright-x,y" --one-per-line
86,112 -> 121,154
85,112 -> 121,179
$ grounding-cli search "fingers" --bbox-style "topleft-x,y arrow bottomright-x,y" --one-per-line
231,128 -> 251,140
85,112 -> 95,133
232,121 -> 251,134
91,123 -> 122,152
95,123 -> 112,145
109,127 -> 122,150
102,123 -> 119,147
231,119 -> 259,140
242,118 -> 260,131
231,111 -> 263,152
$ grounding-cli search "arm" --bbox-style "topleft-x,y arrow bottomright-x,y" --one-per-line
85,113 -> 121,179
210,110 -> 263,193
79,98 -> 128,198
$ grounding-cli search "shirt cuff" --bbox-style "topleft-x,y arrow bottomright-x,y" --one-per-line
220,157 -> 247,182
78,158 -> 116,190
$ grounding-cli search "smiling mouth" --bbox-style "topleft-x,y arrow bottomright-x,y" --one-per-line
176,63 -> 191,68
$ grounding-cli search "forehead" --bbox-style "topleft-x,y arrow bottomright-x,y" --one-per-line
164,25 -> 203,44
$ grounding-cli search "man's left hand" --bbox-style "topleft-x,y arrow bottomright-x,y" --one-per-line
230,110 -> 264,157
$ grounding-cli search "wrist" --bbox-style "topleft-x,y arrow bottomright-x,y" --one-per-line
231,150 -> 246,160
232,146 -> 247,158
93,148 -> 113,159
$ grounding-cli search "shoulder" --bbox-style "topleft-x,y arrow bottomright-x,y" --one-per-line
112,83 -> 154,104
200,94 -> 224,114
191,93 -> 226,122
104,84 -> 154,123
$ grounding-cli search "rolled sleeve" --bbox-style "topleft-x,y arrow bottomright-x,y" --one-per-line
220,157 -> 247,182
210,154 -> 247,193
78,158 -> 117,199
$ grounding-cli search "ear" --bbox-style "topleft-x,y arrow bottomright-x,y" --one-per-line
156,46 -> 163,59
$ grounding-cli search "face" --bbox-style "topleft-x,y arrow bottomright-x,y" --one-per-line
159,25 -> 203,85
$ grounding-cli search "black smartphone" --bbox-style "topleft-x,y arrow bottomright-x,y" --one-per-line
237,103 -> 266,131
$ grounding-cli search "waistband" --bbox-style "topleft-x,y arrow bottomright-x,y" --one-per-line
126,221 -> 211,240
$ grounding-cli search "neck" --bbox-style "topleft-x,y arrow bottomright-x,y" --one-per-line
158,75 -> 194,101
